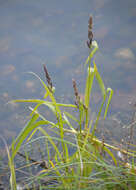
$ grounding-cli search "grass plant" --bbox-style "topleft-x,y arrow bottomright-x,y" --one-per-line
7,40 -> 136,190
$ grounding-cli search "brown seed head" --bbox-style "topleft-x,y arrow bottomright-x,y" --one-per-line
43,64 -> 53,90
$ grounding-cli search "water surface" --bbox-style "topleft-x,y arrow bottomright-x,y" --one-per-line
0,0 -> 136,146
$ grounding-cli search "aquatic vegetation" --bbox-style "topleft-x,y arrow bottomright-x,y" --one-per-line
6,17 -> 136,190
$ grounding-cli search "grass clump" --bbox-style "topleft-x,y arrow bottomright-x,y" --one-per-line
7,16 -> 136,190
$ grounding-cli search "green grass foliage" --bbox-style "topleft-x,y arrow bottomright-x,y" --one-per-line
8,40 -> 136,190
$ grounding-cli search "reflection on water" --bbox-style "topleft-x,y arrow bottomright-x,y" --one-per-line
0,0 -> 136,144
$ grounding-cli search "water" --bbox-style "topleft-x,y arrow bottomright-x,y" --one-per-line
0,0 -> 136,146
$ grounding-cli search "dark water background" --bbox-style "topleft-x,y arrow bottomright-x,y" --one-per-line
0,0 -> 136,150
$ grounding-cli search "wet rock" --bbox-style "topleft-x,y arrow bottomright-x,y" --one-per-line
0,64 -> 15,76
